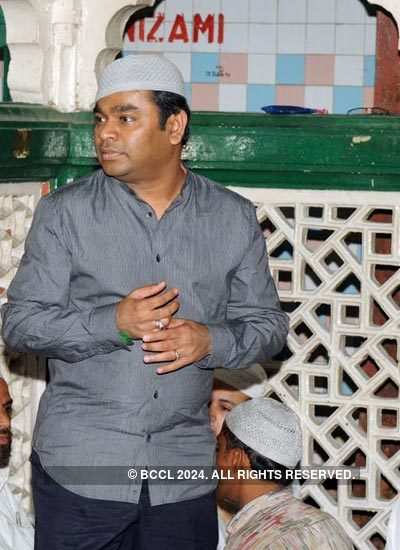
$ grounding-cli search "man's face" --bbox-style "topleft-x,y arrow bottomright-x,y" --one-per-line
209,381 -> 249,436
0,379 -> 12,467
216,428 -> 240,510
93,90 -> 176,184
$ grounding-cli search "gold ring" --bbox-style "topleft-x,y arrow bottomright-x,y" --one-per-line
175,350 -> 180,360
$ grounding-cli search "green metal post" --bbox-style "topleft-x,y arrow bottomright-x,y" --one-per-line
0,6 -> 11,102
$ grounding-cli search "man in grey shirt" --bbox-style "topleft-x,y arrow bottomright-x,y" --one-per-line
2,55 -> 288,549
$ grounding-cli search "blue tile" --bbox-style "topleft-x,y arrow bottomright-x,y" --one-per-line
247,85 -> 276,112
191,53 -> 220,83
363,55 -> 375,87
333,86 -> 364,114
184,83 -> 192,107
276,55 -> 305,85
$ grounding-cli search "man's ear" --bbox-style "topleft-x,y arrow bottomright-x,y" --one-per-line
231,447 -> 251,470
167,110 -> 188,145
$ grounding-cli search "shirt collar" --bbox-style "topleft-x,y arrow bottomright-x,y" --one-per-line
108,167 -> 194,213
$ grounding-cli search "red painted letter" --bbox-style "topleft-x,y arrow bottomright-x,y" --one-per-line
217,14 -> 224,44
193,14 -> 214,43
168,14 -> 189,42
147,13 -> 165,42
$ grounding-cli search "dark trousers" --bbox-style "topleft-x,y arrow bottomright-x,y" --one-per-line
31,451 -> 218,550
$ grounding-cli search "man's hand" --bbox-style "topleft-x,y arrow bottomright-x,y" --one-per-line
142,319 -> 212,374
116,282 -> 180,339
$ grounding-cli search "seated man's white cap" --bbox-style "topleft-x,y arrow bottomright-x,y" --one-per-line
213,364 -> 268,399
225,398 -> 302,468
96,54 -> 185,103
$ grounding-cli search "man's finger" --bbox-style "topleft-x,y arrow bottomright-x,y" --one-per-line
156,359 -> 189,374
143,325 -> 182,342
147,288 -> 179,310
129,281 -> 166,300
143,351 -> 179,364
142,340 -> 177,353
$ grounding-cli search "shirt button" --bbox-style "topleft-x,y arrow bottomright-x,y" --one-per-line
156,254 -> 161,262
147,212 -> 153,218
153,391 -> 159,399
146,433 -> 151,442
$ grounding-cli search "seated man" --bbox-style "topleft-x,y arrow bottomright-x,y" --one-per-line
209,364 -> 269,549
0,375 -> 34,550
217,398 -> 353,549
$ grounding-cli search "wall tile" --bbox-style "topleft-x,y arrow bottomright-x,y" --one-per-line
364,25 -> 376,56
165,0 -> 194,22
306,24 -> 335,54
336,0 -> 366,24
191,52 -> 220,82
249,24 -> 277,54
249,0 -> 278,23
305,55 -> 335,85
219,84 -> 247,111
220,53 -> 248,83
307,0 -> 335,23
335,55 -> 363,86
278,24 -> 306,54
277,54 -> 305,84
193,0 -> 221,14
164,53 -> 192,81
363,86 -> 375,108
363,55 -> 375,86
191,83 -> 219,110
336,24 -> 364,55
276,85 -> 305,106
221,0 -> 249,23
333,85 -> 364,113
221,23 -> 249,53
248,54 -> 276,84
247,84 -> 276,111
305,85 -> 333,112
278,0 -> 307,23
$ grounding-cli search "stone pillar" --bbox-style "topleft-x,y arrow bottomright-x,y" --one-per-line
366,0 -> 400,47
0,0 -> 156,111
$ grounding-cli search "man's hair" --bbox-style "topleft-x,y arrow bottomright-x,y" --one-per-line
151,91 -> 191,146
222,425 -> 295,487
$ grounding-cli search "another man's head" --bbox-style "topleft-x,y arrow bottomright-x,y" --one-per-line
217,398 -> 302,510
209,364 -> 268,436
0,378 -> 12,468
93,55 -> 190,184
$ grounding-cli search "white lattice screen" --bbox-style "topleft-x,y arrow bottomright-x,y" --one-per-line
231,186 -> 400,550
0,183 -> 46,512
0,183 -> 398,548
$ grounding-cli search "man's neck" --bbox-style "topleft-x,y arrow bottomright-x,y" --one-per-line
126,162 -> 187,219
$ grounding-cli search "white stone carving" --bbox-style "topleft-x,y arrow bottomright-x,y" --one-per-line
0,182 -> 45,513
0,0 -> 157,111
233,187 -> 400,550
367,1 -> 400,47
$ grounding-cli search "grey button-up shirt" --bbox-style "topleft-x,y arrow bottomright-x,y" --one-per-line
2,169 -> 288,505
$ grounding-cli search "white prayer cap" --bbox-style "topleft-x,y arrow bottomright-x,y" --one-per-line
225,398 -> 302,468
213,364 -> 268,399
96,54 -> 185,103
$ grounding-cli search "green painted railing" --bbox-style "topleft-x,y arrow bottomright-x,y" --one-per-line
0,104 -> 399,191
0,7 -> 11,102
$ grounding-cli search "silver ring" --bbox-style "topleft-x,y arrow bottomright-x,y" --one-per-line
175,350 -> 180,360
155,319 -> 165,330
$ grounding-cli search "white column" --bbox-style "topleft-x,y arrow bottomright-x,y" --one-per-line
0,0 -> 157,111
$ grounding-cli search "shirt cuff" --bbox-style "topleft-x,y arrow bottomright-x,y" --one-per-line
89,303 -> 128,348
199,324 -> 235,369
